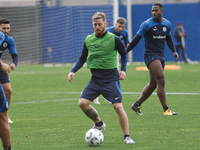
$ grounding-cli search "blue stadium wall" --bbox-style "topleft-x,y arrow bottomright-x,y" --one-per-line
41,2 -> 200,63
40,1 -> 113,63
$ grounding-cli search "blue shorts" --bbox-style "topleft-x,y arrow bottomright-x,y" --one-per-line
0,69 -> 10,84
144,53 -> 165,69
80,80 -> 122,104
0,84 -> 8,112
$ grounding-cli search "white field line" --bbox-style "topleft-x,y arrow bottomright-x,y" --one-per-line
12,98 -> 78,105
123,92 -> 200,95
12,92 -> 200,105
45,92 -> 200,95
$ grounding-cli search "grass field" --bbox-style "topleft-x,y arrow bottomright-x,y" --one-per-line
8,62 -> 200,150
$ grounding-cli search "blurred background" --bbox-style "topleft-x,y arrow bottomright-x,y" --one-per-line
0,0 -> 199,64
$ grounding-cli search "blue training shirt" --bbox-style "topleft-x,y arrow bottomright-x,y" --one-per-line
0,34 -> 18,66
0,32 -> 5,45
106,26 -> 129,47
137,17 -> 172,58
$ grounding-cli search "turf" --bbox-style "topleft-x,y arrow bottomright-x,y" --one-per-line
8,62 -> 200,150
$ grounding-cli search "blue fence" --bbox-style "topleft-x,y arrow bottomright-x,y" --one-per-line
40,1 -> 113,63
40,1 -> 200,63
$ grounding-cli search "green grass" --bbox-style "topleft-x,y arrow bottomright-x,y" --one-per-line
8,62 -> 200,150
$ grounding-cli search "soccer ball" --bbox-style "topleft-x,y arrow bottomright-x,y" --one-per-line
85,129 -> 104,146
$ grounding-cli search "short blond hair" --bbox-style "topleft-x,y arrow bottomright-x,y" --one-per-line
92,12 -> 106,22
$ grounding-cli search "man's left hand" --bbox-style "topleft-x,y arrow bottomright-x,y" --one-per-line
119,71 -> 126,80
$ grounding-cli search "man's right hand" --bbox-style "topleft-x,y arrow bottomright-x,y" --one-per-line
68,72 -> 75,82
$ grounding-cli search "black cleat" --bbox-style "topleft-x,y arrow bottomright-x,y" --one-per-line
131,103 -> 143,115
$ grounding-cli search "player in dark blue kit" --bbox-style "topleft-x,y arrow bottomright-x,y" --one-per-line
0,60 -> 11,150
0,31 -> 12,150
68,12 -> 134,144
107,17 -> 129,47
0,18 -> 18,123
173,22 -> 190,63
127,3 -> 179,115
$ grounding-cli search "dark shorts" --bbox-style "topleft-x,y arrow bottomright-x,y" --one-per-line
0,84 -> 8,112
0,69 -> 10,84
144,53 -> 165,69
80,80 -> 122,104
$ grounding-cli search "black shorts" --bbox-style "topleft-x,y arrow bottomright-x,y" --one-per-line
0,69 -> 10,84
80,80 -> 122,104
144,53 -> 165,69
0,84 -> 8,112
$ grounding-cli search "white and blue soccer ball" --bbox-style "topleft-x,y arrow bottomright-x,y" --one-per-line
85,129 -> 104,146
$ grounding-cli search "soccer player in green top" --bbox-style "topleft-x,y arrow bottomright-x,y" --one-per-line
68,12 -> 134,144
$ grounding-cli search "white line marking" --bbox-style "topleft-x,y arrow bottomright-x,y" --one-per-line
46,92 -> 200,95
123,92 -> 200,95
12,92 -> 200,105
12,98 -> 77,105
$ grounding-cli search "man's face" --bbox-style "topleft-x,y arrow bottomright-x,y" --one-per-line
0,24 -> 10,37
93,18 -> 107,37
115,23 -> 125,33
151,6 -> 163,22
177,24 -> 183,29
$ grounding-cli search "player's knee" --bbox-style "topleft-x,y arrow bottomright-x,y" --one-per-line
149,82 -> 157,89
113,103 -> 123,112
0,116 -> 9,129
157,76 -> 165,86
5,88 -> 12,96
78,99 -> 83,107
148,81 -> 157,90
3,122 -> 10,131
78,98 -> 89,108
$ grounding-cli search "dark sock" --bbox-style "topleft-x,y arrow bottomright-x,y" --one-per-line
95,121 -> 103,127
3,145 -> 11,150
163,106 -> 169,112
135,101 -> 141,106
124,135 -> 129,139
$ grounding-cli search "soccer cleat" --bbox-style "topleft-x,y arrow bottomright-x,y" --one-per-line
93,97 -> 100,104
92,122 -> 106,131
124,136 -> 135,144
131,103 -> 143,115
105,99 -> 112,104
164,109 -> 177,115
8,117 -> 13,123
